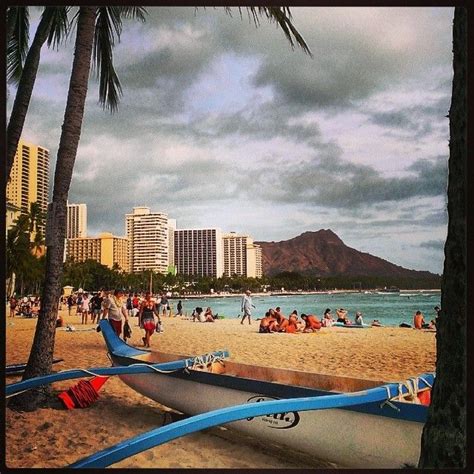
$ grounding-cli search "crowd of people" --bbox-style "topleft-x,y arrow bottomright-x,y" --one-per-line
57,289 -> 184,347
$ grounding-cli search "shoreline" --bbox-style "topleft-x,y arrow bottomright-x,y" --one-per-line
176,288 -> 441,299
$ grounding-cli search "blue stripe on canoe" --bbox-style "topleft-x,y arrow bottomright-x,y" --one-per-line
69,376 -> 433,469
109,351 -> 433,424
5,350 -> 229,397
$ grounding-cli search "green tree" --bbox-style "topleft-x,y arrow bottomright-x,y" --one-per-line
6,202 -> 47,295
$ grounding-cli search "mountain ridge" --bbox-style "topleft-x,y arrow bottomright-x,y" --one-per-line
255,230 -> 438,278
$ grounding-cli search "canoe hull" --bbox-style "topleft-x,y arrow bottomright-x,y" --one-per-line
114,359 -> 422,468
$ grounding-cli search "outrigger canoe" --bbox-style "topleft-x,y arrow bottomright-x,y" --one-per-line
94,319 -> 434,469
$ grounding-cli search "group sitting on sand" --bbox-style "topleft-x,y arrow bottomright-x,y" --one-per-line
258,307 -> 323,334
258,307 -> 377,334
192,307 -> 218,322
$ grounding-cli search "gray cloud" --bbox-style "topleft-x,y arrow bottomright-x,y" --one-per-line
245,153 -> 448,209
420,240 -> 445,250
367,96 -> 451,140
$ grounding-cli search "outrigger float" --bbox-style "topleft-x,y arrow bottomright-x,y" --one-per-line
5,320 -> 434,469
74,320 -> 434,469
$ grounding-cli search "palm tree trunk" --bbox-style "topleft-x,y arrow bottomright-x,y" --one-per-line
418,7 -> 466,468
11,7 -> 97,411
6,11 -> 53,183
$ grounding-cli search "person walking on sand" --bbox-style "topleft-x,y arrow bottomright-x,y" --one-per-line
139,292 -> 161,347
102,289 -> 129,337
241,290 -> 255,325
9,296 -> 18,318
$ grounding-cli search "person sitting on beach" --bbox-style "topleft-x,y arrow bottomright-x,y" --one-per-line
354,311 -> 364,326
192,307 -> 205,322
301,314 -> 322,332
321,308 -> 334,327
413,310 -> 425,329
204,307 -> 215,322
285,311 -> 301,333
139,292 -> 160,347
274,309 -> 289,332
259,311 -> 274,333
371,319 -> 382,327
336,308 -> 350,324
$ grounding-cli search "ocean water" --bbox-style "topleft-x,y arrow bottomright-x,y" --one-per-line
172,291 -> 441,327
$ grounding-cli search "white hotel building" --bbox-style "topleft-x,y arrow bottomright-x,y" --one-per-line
126,207 -> 169,273
66,202 -> 87,238
174,228 -> 224,278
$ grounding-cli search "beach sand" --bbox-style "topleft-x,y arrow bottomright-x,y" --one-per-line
5,308 -> 436,468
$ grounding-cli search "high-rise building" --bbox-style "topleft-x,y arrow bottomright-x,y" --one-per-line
66,232 -> 129,271
168,218 -> 177,274
174,228 -> 224,277
126,207 -> 169,273
66,202 -> 87,238
7,138 -> 49,230
223,232 -> 263,278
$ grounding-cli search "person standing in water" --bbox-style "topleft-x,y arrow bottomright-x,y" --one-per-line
240,290 -> 255,325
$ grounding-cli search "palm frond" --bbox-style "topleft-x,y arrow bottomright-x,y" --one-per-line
93,7 -> 147,112
93,7 -> 123,112
44,6 -> 72,50
117,6 -> 147,23
7,7 -> 30,84
226,6 -> 312,57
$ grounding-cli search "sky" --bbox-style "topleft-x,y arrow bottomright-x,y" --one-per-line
7,7 -> 454,274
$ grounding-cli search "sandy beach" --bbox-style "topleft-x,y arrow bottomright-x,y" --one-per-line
5,308 -> 436,469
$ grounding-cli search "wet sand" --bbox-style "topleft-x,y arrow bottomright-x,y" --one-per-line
5,308 -> 436,468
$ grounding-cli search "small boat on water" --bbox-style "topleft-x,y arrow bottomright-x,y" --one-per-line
94,320 -> 434,469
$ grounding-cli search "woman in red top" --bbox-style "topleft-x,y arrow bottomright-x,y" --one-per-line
139,292 -> 159,347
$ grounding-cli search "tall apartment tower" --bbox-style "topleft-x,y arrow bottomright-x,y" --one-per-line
223,232 -> 263,278
168,218 -> 177,273
66,202 -> 87,238
66,232 -> 129,271
7,138 -> 49,230
174,228 -> 224,278
126,207 -> 169,273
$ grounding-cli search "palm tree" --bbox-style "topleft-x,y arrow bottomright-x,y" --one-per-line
10,6 -> 147,410
7,7 -> 70,183
11,6 -> 309,411
6,202 -> 47,295
418,7 -> 466,468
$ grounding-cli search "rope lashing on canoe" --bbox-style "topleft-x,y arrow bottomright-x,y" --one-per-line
184,352 -> 227,373
380,375 -> 433,410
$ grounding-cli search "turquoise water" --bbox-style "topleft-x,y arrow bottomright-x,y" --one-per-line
172,291 -> 441,327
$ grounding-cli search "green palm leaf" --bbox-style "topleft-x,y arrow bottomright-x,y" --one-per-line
7,7 -> 30,84
45,6 -> 72,49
